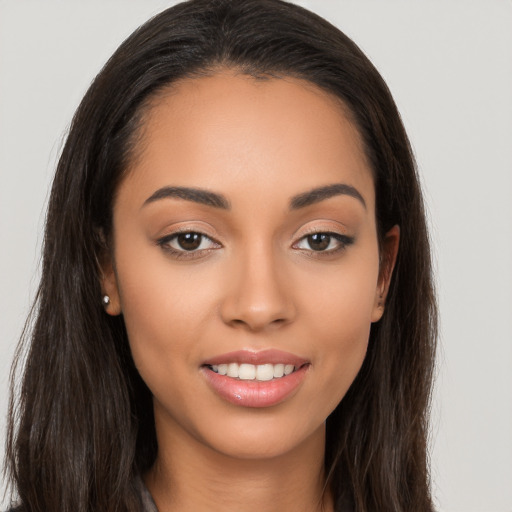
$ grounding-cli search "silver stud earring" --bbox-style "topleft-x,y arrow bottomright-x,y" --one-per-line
102,295 -> 110,306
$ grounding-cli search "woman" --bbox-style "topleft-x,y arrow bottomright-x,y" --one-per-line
5,0 -> 437,511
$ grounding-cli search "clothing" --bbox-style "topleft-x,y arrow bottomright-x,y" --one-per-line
136,476 -> 159,512
5,479 -> 158,512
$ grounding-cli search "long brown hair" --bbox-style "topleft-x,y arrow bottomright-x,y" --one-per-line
5,1 -> 437,511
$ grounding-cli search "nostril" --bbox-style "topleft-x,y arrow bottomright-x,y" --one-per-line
219,275 -> 297,331
227,316 -> 289,332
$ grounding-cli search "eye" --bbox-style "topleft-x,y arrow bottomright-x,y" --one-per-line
157,231 -> 221,257
294,232 -> 354,253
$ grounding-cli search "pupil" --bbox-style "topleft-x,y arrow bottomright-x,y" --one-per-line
308,233 -> 330,251
177,233 -> 201,251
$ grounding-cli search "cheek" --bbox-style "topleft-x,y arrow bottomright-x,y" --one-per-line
298,253 -> 379,406
301,246 -> 380,335
113,242 -> 219,381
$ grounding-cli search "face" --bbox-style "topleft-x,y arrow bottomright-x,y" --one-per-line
102,71 -> 398,460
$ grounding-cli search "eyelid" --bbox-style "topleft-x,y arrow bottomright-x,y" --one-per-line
154,220 -> 221,245
292,222 -> 351,241
156,228 -> 222,260
293,231 -> 353,247
292,226 -> 355,255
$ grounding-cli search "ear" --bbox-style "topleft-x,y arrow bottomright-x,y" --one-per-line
371,224 -> 400,323
98,241 -> 122,316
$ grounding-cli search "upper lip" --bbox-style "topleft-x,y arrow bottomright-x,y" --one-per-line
202,349 -> 309,367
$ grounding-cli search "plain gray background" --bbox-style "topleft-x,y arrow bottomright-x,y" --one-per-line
1,1 -> 511,510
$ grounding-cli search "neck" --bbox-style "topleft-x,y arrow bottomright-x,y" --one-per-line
145,418 -> 332,512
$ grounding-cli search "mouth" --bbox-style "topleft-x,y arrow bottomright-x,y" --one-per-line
205,362 -> 301,381
201,350 -> 310,408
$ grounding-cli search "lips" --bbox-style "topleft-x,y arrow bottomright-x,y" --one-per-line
201,349 -> 310,408
203,349 -> 308,366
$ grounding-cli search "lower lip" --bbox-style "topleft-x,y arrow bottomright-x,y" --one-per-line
201,365 -> 309,408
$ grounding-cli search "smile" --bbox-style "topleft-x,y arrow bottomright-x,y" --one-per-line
208,363 -> 296,381
201,350 -> 310,408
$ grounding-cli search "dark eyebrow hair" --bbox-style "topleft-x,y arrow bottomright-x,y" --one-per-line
289,183 -> 366,210
142,186 -> 230,209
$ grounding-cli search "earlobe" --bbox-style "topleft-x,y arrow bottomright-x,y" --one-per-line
100,255 -> 122,316
96,229 -> 122,316
371,224 -> 400,323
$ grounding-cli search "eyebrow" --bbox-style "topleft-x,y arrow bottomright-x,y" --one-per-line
143,186 -> 230,209
289,183 -> 366,210
142,182 -> 366,211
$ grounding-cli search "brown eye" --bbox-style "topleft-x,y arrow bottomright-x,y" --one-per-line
307,233 -> 330,251
157,231 -> 221,257
177,232 -> 202,251
294,231 -> 355,254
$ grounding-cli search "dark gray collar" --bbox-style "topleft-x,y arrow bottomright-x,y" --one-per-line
136,476 -> 158,512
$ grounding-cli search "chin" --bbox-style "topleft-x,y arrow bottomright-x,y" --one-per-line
188,407 -> 327,461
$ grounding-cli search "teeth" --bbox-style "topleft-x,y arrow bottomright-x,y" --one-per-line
256,364 -> 274,381
210,362 -> 297,381
239,363 -> 256,380
273,364 -> 284,378
227,363 -> 239,378
284,364 -> 294,376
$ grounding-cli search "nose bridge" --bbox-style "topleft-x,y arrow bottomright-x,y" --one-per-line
220,238 -> 295,331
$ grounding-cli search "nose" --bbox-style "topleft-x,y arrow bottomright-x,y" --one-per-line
219,243 -> 296,332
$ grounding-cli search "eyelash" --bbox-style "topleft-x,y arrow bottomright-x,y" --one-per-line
292,231 -> 354,256
156,230 -> 221,260
156,229 -> 354,260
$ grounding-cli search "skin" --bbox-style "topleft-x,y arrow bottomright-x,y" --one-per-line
102,70 -> 399,512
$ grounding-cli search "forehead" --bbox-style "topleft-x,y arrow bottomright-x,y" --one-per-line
119,71 -> 375,211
